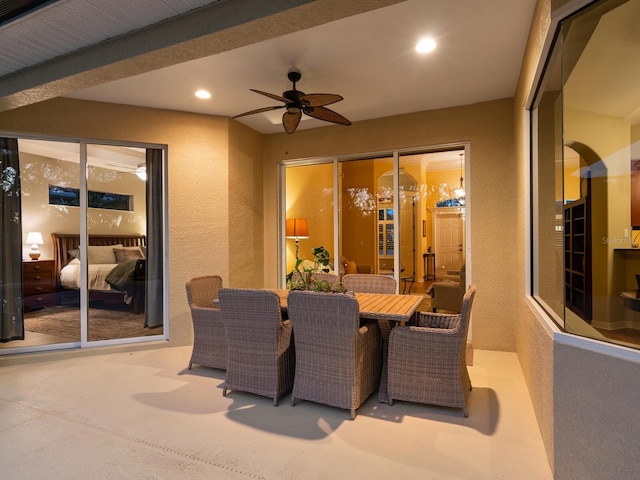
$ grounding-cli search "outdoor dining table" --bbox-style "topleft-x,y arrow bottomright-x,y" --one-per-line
271,289 -> 424,403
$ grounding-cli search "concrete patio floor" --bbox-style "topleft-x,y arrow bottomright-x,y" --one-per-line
0,345 -> 552,479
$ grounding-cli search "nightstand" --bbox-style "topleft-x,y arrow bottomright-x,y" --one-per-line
23,259 -> 56,311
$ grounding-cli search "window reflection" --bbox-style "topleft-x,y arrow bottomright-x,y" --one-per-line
532,0 -> 640,349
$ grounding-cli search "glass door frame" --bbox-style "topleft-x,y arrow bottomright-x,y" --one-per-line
0,134 -> 169,356
278,143 -> 472,293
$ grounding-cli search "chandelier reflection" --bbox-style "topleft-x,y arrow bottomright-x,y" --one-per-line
347,187 -> 376,215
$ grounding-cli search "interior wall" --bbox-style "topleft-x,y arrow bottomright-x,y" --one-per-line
0,97 -> 234,346
564,107 -> 631,326
284,163 -> 335,272
261,97 -> 517,352
19,152 -> 147,260
341,160 -> 376,269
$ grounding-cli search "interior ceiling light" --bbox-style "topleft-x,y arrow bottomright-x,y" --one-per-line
195,89 -> 211,99
416,37 -> 437,53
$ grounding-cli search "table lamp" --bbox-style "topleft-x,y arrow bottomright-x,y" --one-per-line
26,231 -> 44,260
286,218 -> 309,260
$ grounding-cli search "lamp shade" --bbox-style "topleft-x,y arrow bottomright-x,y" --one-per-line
26,231 -> 44,260
286,218 -> 309,239
26,231 -> 44,245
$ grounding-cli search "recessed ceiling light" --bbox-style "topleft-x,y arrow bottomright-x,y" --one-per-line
195,89 -> 211,99
416,37 -> 437,54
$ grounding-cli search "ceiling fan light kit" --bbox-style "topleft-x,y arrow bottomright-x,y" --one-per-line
234,69 -> 351,134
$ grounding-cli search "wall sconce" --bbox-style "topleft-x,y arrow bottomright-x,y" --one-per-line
286,218 -> 309,260
136,163 -> 147,181
26,231 -> 44,260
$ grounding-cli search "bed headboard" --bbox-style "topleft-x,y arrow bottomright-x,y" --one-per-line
51,233 -> 146,279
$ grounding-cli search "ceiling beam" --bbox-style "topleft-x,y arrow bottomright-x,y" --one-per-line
0,0 -> 403,112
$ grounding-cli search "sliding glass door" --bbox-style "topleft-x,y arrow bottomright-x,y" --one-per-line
281,147 -> 468,294
1,138 -> 166,354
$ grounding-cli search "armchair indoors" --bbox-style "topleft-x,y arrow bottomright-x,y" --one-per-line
426,263 -> 466,313
387,284 -> 477,417
340,256 -> 373,276
185,275 -> 226,370
218,288 -> 295,406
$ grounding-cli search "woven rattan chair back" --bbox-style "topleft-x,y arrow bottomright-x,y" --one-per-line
186,275 -> 223,307
342,273 -> 396,293
218,288 -> 295,406
287,290 -> 382,419
185,275 -> 227,370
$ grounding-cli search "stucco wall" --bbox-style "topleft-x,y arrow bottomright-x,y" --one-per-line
0,97 -> 235,346
228,120 -> 265,289
261,97 -> 518,352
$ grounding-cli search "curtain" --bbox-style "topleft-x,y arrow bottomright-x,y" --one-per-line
145,148 -> 163,328
1,137 -> 24,342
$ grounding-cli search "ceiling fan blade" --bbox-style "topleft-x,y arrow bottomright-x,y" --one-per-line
301,93 -> 343,107
233,105 -> 284,119
283,110 -> 302,134
251,89 -> 292,104
303,106 -> 351,126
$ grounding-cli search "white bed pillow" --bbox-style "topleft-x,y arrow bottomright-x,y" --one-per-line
113,246 -> 145,263
87,244 -> 122,264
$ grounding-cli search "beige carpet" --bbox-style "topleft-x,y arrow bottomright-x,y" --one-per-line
24,305 -> 151,341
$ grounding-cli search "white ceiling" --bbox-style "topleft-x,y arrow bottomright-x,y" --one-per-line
62,0 -> 537,136
5,0 -> 539,168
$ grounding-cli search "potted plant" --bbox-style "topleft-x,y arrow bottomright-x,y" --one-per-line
287,246 -> 346,292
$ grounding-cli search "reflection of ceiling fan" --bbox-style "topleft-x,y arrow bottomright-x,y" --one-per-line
233,68 -> 351,134
106,163 -> 147,180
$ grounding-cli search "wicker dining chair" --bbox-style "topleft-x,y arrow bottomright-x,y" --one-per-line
185,275 -> 226,370
387,284 -> 477,417
287,290 -> 382,419
218,288 -> 295,406
342,274 -> 396,294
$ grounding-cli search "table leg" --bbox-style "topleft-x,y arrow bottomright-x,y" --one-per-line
377,319 -> 392,404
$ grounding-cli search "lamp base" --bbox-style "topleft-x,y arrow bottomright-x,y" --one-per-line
29,252 -> 41,260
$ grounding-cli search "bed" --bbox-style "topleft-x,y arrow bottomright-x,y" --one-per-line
52,233 -> 147,314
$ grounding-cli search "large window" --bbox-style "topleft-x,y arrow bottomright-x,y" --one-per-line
532,0 -> 640,349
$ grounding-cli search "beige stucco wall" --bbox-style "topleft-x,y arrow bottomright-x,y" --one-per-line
514,0 -> 556,471
228,120 -> 265,289
261,97 -> 517,352
1,97 -> 239,346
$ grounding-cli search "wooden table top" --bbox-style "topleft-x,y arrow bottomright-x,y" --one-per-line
271,289 -> 423,323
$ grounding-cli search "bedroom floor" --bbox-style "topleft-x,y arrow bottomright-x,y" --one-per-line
0,302 -> 161,349
0,345 -> 553,479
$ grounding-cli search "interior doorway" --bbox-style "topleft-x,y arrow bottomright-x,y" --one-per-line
432,208 -> 465,278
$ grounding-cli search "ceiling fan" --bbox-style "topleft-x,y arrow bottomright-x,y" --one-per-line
233,68 -> 351,134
